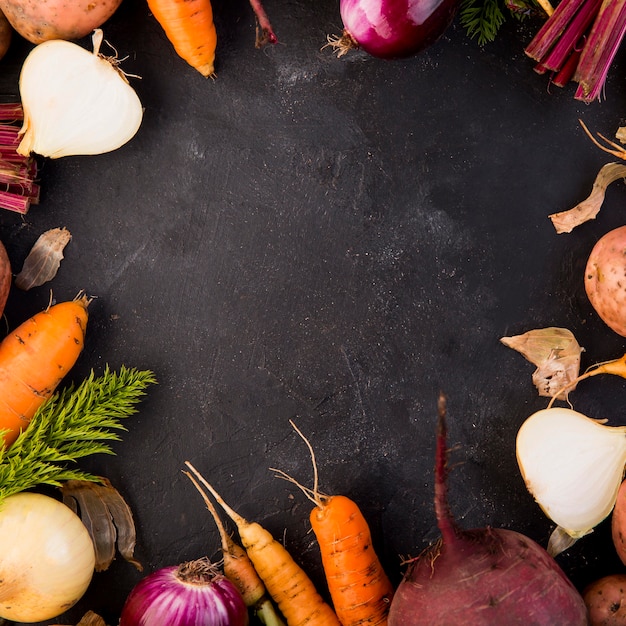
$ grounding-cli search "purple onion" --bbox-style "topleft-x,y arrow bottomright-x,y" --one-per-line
336,0 -> 460,59
119,558 -> 249,626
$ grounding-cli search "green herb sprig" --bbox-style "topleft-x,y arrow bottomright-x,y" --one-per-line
0,365 -> 156,502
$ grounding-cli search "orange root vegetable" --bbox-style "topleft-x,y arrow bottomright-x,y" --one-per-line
547,352 -> 626,408
0,292 -> 89,447
183,462 -> 340,626
147,0 -> 217,77
273,422 -> 394,626
184,465 -> 285,626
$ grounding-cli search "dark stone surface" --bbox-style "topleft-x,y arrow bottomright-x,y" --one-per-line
1,0 -> 626,622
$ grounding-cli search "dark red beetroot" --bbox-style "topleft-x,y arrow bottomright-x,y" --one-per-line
387,394 -> 589,626
337,0 -> 460,59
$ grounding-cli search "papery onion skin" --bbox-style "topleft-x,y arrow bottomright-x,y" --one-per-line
339,0 -> 460,59
0,492 -> 95,622
120,559 -> 250,626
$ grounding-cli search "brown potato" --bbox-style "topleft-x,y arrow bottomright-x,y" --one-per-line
585,225 -> 626,336
584,574 -> 626,625
0,0 -> 123,44
0,8 -> 12,61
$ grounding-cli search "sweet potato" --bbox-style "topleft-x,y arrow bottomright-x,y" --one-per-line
0,8 -> 11,61
0,0 -> 123,44
585,225 -> 626,337
584,574 -> 626,625
612,479 -> 626,566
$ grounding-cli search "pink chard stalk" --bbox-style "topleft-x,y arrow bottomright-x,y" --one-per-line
0,103 -> 39,215
525,0 -> 626,102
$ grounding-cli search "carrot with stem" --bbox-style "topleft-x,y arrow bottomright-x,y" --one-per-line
272,421 -> 394,626
146,0 -> 217,77
184,465 -> 285,626
183,460 -> 341,626
0,292 -> 89,448
547,352 -> 626,408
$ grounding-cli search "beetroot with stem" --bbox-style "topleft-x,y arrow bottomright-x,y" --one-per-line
387,394 -> 589,626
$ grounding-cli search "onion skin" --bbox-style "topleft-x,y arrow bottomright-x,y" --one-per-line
0,492 -> 96,622
339,0 -> 460,59
120,559 -> 250,626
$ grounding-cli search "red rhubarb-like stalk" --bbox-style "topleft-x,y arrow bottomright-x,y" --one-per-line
574,0 -> 626,101
0,103 -> 39,214
525,0 -> 588,60
249,0 -> 277,47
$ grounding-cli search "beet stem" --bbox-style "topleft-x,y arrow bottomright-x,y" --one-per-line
248,0 -> 277,47
525,0 -> 588,61
434,393 -> 462,548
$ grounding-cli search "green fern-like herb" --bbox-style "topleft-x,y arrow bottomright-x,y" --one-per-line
0,365 -> 156,502
460,0 -> 507,45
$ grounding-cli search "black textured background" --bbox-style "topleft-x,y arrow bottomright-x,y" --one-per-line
1,0 -> 626,623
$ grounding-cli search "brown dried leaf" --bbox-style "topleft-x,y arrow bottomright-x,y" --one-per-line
501,327 -> 583,399
61,478 -> 142,573
548,163 -> 626,233
616,126 -> 626,144
15,226 -> 72,290
52,611 -> 109,626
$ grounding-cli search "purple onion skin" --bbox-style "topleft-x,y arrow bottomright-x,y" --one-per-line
387,527 -> 589,625
119,563 -> 249,626
340,0 -> 460,59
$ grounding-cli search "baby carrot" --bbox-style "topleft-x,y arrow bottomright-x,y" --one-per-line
184,461 -> 341,626
0,292 -> 89,447
184,464 -> 285,626
273,422 -> 394,626
146,0 -> 217,77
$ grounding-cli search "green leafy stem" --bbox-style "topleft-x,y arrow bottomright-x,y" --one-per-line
0,366 -> 157,503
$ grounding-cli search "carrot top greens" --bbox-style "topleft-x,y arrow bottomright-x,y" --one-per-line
0,365 -> 156,502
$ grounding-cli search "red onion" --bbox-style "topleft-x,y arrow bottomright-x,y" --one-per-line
332,0 -> 460,59
119,558 -> 249,626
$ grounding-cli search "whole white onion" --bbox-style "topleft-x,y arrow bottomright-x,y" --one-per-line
0,491 -> 96,621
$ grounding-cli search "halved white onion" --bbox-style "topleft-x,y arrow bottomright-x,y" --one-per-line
517,407 -> 626,539
18,29 -> 143,159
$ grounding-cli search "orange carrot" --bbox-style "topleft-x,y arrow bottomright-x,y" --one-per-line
273,422 -> 394,626
183,461 -> 341,626
0,292 -> 89,447
184,465 -> 285,626
146,0 -> 217,77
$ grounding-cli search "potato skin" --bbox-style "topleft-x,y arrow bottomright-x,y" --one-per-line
585,225 -> 626,337
584,574 -> 626,625
0,0 -> 123,44
0,8 -> 11,60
